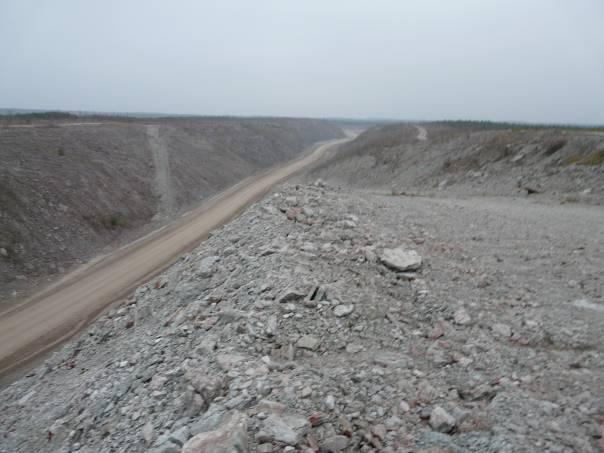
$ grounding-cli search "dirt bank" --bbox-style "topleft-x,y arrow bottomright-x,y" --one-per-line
0,117 -> 343,303
311,123 -> 604,204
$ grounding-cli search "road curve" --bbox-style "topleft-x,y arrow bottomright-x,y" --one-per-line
0,137 -> 352,380
415,125 -> 428,141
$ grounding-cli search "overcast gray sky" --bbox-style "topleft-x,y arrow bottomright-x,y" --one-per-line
1,0 -> 603,123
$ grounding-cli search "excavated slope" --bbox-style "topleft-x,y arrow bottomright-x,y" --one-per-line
0,117 -> 343,300
311,123 -> 604,203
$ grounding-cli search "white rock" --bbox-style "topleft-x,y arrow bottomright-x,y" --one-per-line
266,315 -> 278,336
333,304 -> 354,317
198,256 -> 220,278
141,421 -> 154,446
345,343 -> 363,354
296,335 -> 320,351
301,386 -> 312,398
325,394 -> 336,410
380,247 -> 422,271
492,323 -> 512,337
429,406 -> 456,433
453,307 -> 472,325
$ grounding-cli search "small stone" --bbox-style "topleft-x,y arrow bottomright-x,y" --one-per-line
453,308 -> 471,325
325,394 -> 336,410
197,338 -> 217,355
182,410 -> 248,453
373,351 -> 409,368
167,426 -> 191,447
257,444 -> 273,453
371,424 -> 387,440
0,248 -> 7,257
301,386 -> 312,398
308,411 -> 328,427
255,399 -> 287,414
262,412 -> 310,445
296,335 -> 320,351
216,353 -> 246,370
17,390 -> 35,406
345,344 -> 363,354
155,277 -> 169,289
338,416 -> 353,436
141,421 -> 154,446
266,315 -> 278,336
589,397 -> 604,416
149,374 -> 168,391
198,256 -> 220,278
184,368 -> 225,404
333,304 -> 354,317
399,400 -> 410,413
380,247 -> 422,271
278,289 -> 306,304
429,406 -> 456,433
322,435 -> 349,452
385,416 -> 402,430
492,323 -> 512,337
427,322 -> 445,339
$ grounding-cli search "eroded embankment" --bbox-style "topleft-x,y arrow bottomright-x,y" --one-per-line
0,118 -> 343,301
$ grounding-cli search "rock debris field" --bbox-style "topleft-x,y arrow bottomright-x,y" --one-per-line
1,182 -> 603,452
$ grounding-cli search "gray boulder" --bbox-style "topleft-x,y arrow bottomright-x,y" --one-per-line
182,410 -> 248,453
261,412 -> 310,445
380,247 -> 422,271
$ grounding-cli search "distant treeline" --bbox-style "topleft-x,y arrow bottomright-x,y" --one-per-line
0,111 -> 79,124
430,120 -> 604,132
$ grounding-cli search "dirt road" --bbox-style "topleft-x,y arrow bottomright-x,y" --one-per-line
0,137 -> 351,380
415,125 -> 428,141
147,124 -> 176,217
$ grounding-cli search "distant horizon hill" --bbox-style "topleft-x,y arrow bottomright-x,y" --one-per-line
0,108 -> 602,130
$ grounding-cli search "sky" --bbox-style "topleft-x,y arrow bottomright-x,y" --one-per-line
1,0 -> 603,124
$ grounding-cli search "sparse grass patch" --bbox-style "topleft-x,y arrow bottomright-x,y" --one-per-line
57,148 -> 65,156
103,214 -> 127,229
0,231 -> 22,264
579,151 -> 604,166
565,153 -> 582,165
566,150 -> 604,166
85,213 -> 128,230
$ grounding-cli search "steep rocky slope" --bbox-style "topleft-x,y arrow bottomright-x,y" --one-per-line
1,182 -> 603,452
311,123 -> 604,203
0,118 -> 343,302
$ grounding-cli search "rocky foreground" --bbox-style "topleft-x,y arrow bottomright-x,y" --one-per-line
1,182 -> 603,452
